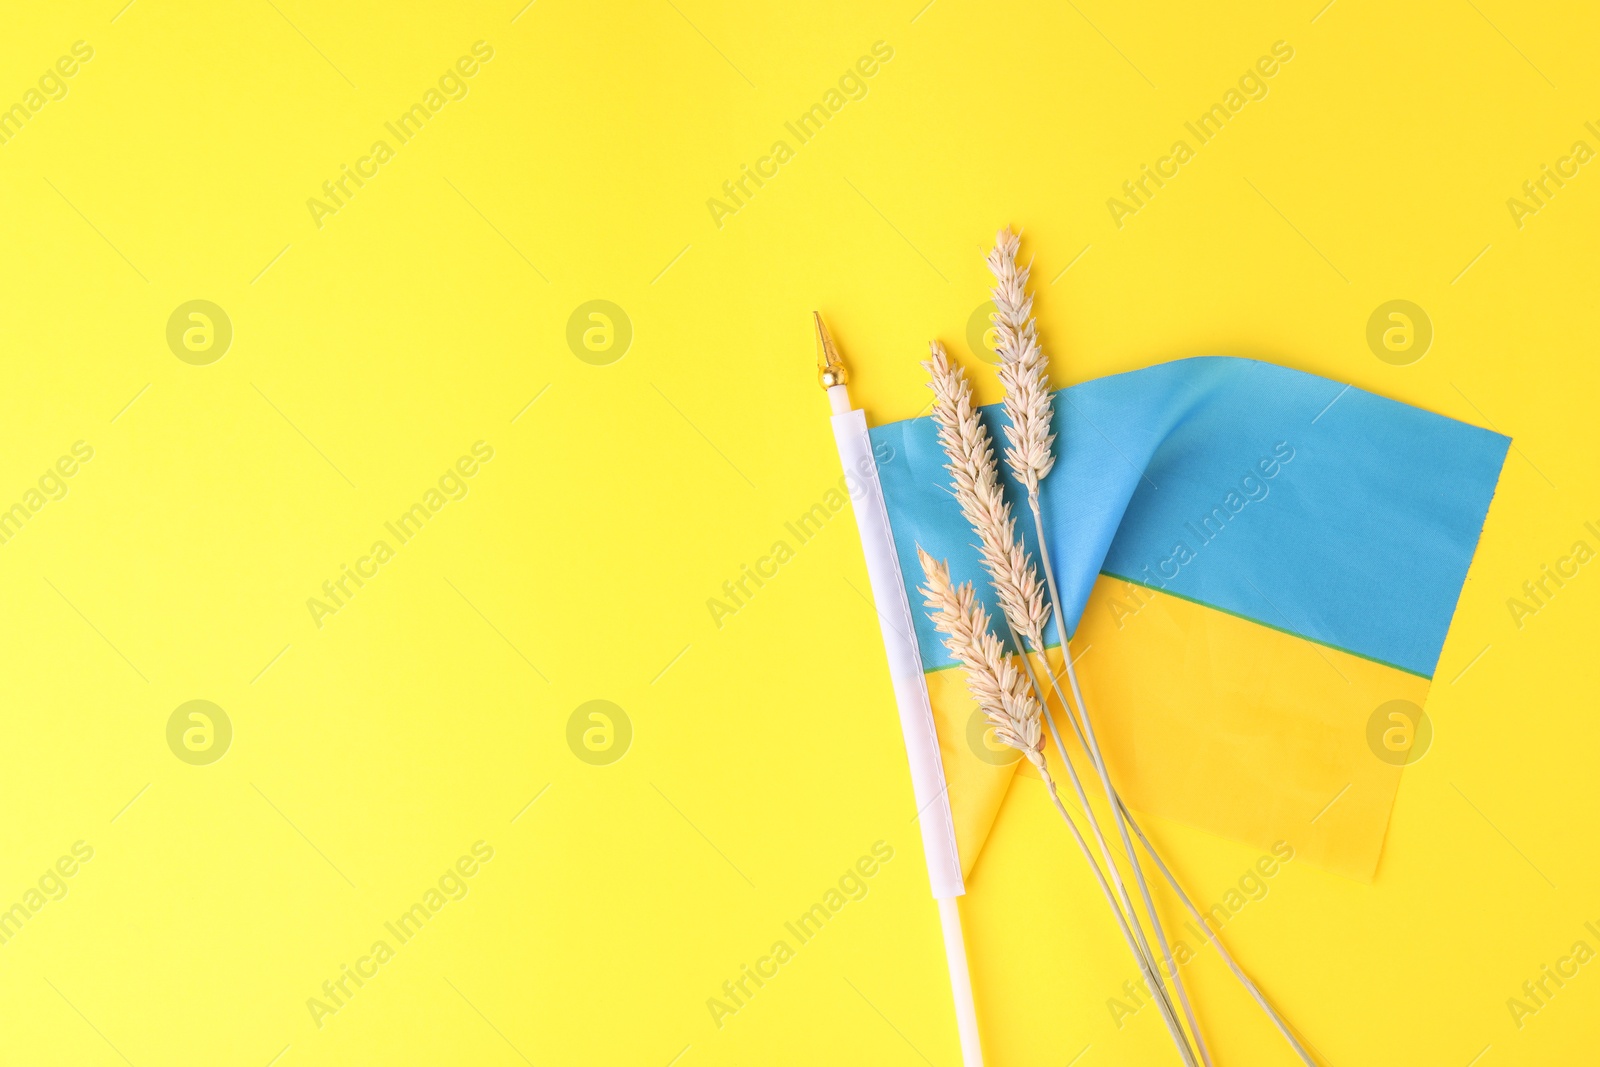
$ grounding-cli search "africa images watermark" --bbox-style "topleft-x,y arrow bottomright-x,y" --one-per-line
1106,40 -> 1296,230
0,841 -> 95,948
705,40 -> 896,230
1505,121 -> 1600,231
306,441 -> 495,628
705,439 -> 894,628
1105,440 -> 1296,615
0,40 -> 94,148
567,700 -> 632,766
705,841 -> 895,1029
1504,516 -> 1599,631
306,840 -> 496,1029
306,41 -> 496,229
0,440 -> 95,547
1106,840 -> 1295,1029
1504,916 -> 1600,1031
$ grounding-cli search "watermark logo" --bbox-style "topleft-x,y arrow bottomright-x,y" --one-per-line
306,442 -> 495,630
1507,920 -> 1600,1031
0,841 -> 94,947
1106,40 -> 1295,229
306,42 -> 495,230
705,41 -> 895,230
966,301 -> 1001,364
306,840 -> 495,1029
1365,699 -> 1431,766
1107,841 -> 1294,1028
1365,300 -> 1431,366
707,441 -> 894,630
967,708 -> 1020,765
0,440 -> 94,548
1506,523 -> 1597,630
1129,441 -> 1295,591
1507,126 -> 1599,231
707,841 -> 894,1030
566,300 -> 632,366
167,700 -> 232,765
166,300 -> 232,365
0,41 -> 94,149
567,700 -> 631,765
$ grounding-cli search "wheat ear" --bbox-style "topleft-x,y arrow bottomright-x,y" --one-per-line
915,549 -> 1043,765
988,227 -> 1210,1064
917,549 -> 1197,1066
989,226 -> 1209,1065
921,351 -> 1199,1067
922,342 -> 1051,646
986,228 -> 1056,496
988,228 -> 1316,1067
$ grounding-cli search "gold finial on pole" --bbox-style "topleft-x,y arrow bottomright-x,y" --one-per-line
814,311 -> 849,389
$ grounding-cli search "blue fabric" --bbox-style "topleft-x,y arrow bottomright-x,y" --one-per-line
869,356 -> 1509,679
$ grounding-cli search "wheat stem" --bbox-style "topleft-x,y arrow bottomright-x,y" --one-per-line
981,228 -> 1210,1063
1118,799 -> 1321,1066
987,224 -> 1318,1064
1032,760 -> 1205,1065
1005,623 -> 1180,994
1038,622 -> 1318,1065
917,550 -> 1197,1063
1006,621 -> 1195,1062
1033,575 -> 1318,1067
1028,499 -> 1212,1067
922,345 -> 1198,1066
1043,585 -> 1318,1067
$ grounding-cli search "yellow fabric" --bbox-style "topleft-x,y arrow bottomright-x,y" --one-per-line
931,576 -> 1430,883
927,664 -> 1021,879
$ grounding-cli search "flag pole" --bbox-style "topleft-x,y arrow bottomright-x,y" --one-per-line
815,313 -> 983,1066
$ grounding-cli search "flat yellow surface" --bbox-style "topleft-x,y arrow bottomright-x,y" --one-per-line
0,2 -> 1595,1065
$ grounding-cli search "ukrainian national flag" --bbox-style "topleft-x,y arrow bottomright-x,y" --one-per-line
870,356 -> 1508,882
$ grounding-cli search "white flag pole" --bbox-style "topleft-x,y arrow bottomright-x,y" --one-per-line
816,313 -> 983,1066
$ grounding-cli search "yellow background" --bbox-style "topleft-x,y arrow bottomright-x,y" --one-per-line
1,1 -> 1596,1064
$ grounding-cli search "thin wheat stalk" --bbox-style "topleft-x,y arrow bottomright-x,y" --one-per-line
921,351 -> 1199,1067
1032,627 -> 1318,1066
922,341 -> 1161,942
988,225 -> 1210,1064
1004,617 -> 1203,1062
988,228 -> 1316,1067
924,340 -> 1134,890
1015,602 -> 1317,1065
1119,796 -> 1321,1066
1037,533 -> 1207,1063
1000,618 -> 1181,1015
1001,617 -> 1189,1035
917,550 -> 1197,1067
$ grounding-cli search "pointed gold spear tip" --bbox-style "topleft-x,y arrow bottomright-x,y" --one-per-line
814,311 -> 848,390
